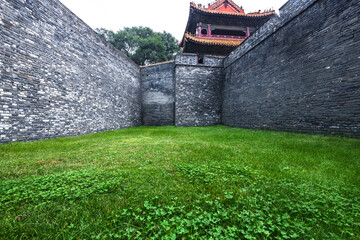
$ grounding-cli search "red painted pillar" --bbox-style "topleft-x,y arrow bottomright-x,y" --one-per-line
246,27 -> 250,38
198,24 -> 202,36
207,24 -> 211,37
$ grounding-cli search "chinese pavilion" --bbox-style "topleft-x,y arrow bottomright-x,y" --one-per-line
179,0 -> 275,56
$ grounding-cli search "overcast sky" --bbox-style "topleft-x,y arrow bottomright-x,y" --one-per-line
59,0 -> 289,40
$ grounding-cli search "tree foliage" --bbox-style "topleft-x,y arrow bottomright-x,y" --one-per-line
96,27 -> 179,66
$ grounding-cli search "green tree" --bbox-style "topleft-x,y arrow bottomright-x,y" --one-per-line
96,27 -> 179,66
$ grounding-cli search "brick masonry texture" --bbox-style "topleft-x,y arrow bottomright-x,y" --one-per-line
224,0 -> 317,67
141,62 -> 175,126
175,54 -> 224,127
222,0 -> 360,137
0,0 -> 141,143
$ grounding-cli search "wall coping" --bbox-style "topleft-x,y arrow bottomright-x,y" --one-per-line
140,60 -> 175,68
54,0 -> 140,72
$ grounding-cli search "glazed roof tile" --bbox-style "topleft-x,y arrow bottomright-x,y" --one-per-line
208,0 -> 243,12
183,33 -> 244,47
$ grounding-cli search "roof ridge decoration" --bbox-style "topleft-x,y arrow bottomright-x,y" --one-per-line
190,3 -> 275,17
209,0 -> 243,13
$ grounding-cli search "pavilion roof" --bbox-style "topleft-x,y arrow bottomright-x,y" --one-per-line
179,1 -> 275,54
181,33 -> 244,47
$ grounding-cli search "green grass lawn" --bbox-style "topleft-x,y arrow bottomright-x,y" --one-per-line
0,126 -> 359,239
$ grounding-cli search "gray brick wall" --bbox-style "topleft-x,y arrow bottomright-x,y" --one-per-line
223,0 -> 360,137
1,0 -> 359,142
141,61 -> 175,126
175,54 -> 224,127
0,0 -> 141,143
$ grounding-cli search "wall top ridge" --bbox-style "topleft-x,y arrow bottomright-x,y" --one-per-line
140,60 -> 175,68
48,0 -> 140,71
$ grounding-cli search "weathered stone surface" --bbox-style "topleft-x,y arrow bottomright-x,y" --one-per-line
141,62 -> 175,126
224,0 -> 319,67
0,0 -> 141,143
175,54 -> 224,127
140,54 -> 224,127
222,0 -> 360,137
175,53 -> 199,66
175,53 -> 224,68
